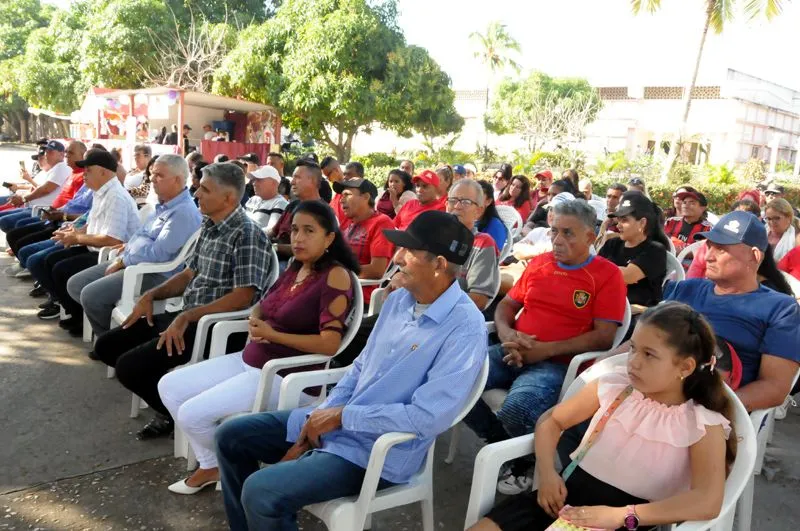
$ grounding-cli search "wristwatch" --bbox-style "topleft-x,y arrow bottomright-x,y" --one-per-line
624,505 -> 640,530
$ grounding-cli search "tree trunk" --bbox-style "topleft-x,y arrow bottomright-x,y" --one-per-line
659,1 -> 713,184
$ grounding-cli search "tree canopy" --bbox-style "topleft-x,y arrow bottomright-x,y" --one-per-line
214,0 -> 461,160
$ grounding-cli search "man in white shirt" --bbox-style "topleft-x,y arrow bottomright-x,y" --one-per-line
202,124 -> 215,140
578,179 -> 606,221
243,165 -> 288,232
6,140 -> 72,209
123,145 -> 153,191
31,149 -> 140,326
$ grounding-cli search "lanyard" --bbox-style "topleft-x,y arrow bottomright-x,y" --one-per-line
561,385 -> 634,482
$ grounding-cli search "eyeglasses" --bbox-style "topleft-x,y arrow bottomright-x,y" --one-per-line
446,197 -> 479,208
765,191 -> 780,196
628,178 -> 644,185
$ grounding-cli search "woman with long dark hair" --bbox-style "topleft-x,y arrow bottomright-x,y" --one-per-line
157,201 -> 360,495
599,191 -> 669,309
497,175 -> 532,220
492,163 -> 513,200
376,169 -> 416,219
477,180 -> 508,251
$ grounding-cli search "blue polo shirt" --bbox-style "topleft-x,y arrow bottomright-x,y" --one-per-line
664,279 -> 800,386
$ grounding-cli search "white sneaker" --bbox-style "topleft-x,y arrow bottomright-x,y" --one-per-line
4,264 -> 23,277
774,395 -> 796,420
497,472 -> 533,495
14,268 -> 30,278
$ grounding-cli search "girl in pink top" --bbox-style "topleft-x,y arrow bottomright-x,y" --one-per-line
471,302 -> 736,531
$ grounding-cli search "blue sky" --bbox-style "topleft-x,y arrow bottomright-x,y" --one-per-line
45,0 -> 800,91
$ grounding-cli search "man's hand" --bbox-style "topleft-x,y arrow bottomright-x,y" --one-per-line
42,209 -> 63,222
121,292 -> 155,329
304,407 -> 344,447
157,312 -> 191,356
280,425 -> 312,462
501,331 -> 551,365
8,195 -> 23,207
8,183 -> 19,194
104,258 -> 125,276
53,230 -> 79,247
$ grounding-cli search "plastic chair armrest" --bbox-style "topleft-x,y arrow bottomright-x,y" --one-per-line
188,309 -> 252,364
351,432 -> 417,515
208,320 -> 250,358
277,367 -> 349,410
558,350 -> 610,401
464,434 -> 536,528
251,354 -> 332,413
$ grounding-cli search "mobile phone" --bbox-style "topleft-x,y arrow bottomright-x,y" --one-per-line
1,182 -> 12,189
18,161 -> 25,169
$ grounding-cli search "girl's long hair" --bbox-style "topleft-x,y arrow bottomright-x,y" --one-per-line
638,302 -> 737,471
476,180 -> 501,232
758,245 -> 793,296
289,201 -> 361,274
499,175 -> 531,208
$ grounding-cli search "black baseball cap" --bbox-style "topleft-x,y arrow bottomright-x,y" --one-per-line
383,211 -> 474,265
676,189 -> 708,206
608,191 -> 653,218
332,178 -> 379,200
75,149 -> 118,172
31,147 -> 45,160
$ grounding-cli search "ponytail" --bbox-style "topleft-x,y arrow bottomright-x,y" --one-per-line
639,302 -> 738,472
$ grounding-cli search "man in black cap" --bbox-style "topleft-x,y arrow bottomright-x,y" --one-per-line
30,149 -> 139,323
215,210 -> 487,530
335,178 -> 395,302
764,183 -> 800,217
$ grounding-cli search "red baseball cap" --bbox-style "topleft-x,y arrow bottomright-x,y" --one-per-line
412,169 -> 440,188
534,170 -> 553,180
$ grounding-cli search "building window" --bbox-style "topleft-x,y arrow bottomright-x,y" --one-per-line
751,145 -> 761,159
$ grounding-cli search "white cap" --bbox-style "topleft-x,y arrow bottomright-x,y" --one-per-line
249,165 -> 281,183
464,163 -> 478,174
544,192 -> 576,209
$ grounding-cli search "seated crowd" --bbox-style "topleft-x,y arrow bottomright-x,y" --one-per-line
5,145 -> 800,531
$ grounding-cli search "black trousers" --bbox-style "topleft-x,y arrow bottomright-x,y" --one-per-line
46,248 -> 99,317
7,222 -> 50,255
94,314 -> 246,417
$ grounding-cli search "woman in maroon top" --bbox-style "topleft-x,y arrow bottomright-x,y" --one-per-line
376,168 -> 416,219
157,201 -> 360,495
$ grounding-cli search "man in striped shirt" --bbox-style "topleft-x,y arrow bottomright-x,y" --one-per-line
243,165 -> 288,233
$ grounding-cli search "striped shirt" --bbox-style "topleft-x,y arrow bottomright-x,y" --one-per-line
244,194 -> 288,233
183,206 -> 270,310
86,177 -> 140,251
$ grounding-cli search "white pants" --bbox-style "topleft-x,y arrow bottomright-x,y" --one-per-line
158,352 -> 286,469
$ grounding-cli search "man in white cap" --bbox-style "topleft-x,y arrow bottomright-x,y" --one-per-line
244,165 -> 288,232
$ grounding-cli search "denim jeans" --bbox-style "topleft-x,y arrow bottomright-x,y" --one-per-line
0,208 -> 32,232
14,215 -> 41,229
18,240 -> 59,269
215,410 -> 393,531
463,343 -> 568,440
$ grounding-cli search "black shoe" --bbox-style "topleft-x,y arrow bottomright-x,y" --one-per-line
38,296 -> 54,309
29,283 -> 47,298
136,414 -> 174,440
59,316 -> 81,331
88,350 -> 99,361
37,303 -> 61,320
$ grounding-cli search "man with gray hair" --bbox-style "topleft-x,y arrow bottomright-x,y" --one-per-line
66,153 -> 203,339
93,162 -> 271,441
463,199 -> 626,494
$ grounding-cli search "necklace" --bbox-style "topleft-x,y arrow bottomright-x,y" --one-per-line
290,269 -> 313,293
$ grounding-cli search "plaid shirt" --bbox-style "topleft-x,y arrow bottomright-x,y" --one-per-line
183,206 -> 270,309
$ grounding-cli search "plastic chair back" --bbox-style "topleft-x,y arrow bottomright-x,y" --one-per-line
495,206 -> 524,238
676,240 -> 703,265
664,252 -> 686,286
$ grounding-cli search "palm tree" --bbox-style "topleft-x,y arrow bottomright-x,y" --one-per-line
632,0 -> 786,182
470,21 -> 522,150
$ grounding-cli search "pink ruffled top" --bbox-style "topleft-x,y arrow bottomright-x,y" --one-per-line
571,367 -> 731,501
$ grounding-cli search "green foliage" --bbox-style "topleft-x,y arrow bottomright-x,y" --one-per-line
214,0 -> 460,161
775,159 -> 794,173
592,150 -> 631,176
352,152 -> 399,168
706,163 -> 737,185
82,0 -> 173,88
511,148 -> 585,174
166,0 -> 278,24
0,0 -> 52,61
470,21 -> 521,75
667,162 -> 695,185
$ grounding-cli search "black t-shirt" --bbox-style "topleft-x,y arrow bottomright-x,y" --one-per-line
319,179 -> 332,203
599,238 -> 667,307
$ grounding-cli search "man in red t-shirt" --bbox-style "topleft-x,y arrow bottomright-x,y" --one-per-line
664,188 -> 713,256
464,199 -> 626,491
393,169 -> 446,230
335,178 -> 395,302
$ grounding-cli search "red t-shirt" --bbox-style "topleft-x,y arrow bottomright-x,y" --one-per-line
664,217 -> 712,250
507,252 -> 627,364
393,195 -> 447,230
51,169 -> 85,209
331,193 -> 347,228
342,211 -> 395,301
779,246 -> 800,280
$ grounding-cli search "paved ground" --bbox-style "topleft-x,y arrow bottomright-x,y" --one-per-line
0,143 -> 799,530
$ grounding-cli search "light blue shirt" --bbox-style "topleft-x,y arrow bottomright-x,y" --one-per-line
62,184 -> 93,215
286,280 -> 487,484
121,188 -> 202,271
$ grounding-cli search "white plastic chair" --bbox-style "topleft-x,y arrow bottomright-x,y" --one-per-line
667,237 -> 677,255
495,206 -> 524,239
174,270 -> 364,470
125,244 -> 279,418
780,271 -> 800,299
497,224 -> 514,262
463,353 -> 757,531
735,368 -> 800,531
664,252 -> 686,286
275,354 -> 490,531
677,240 -> 703,265
444,301 -> 632,464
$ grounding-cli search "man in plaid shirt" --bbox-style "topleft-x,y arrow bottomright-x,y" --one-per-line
94,163 -> 271,440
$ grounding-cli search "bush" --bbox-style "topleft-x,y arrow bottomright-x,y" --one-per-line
363,165 -> 395,188
352,152 -> 399,168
